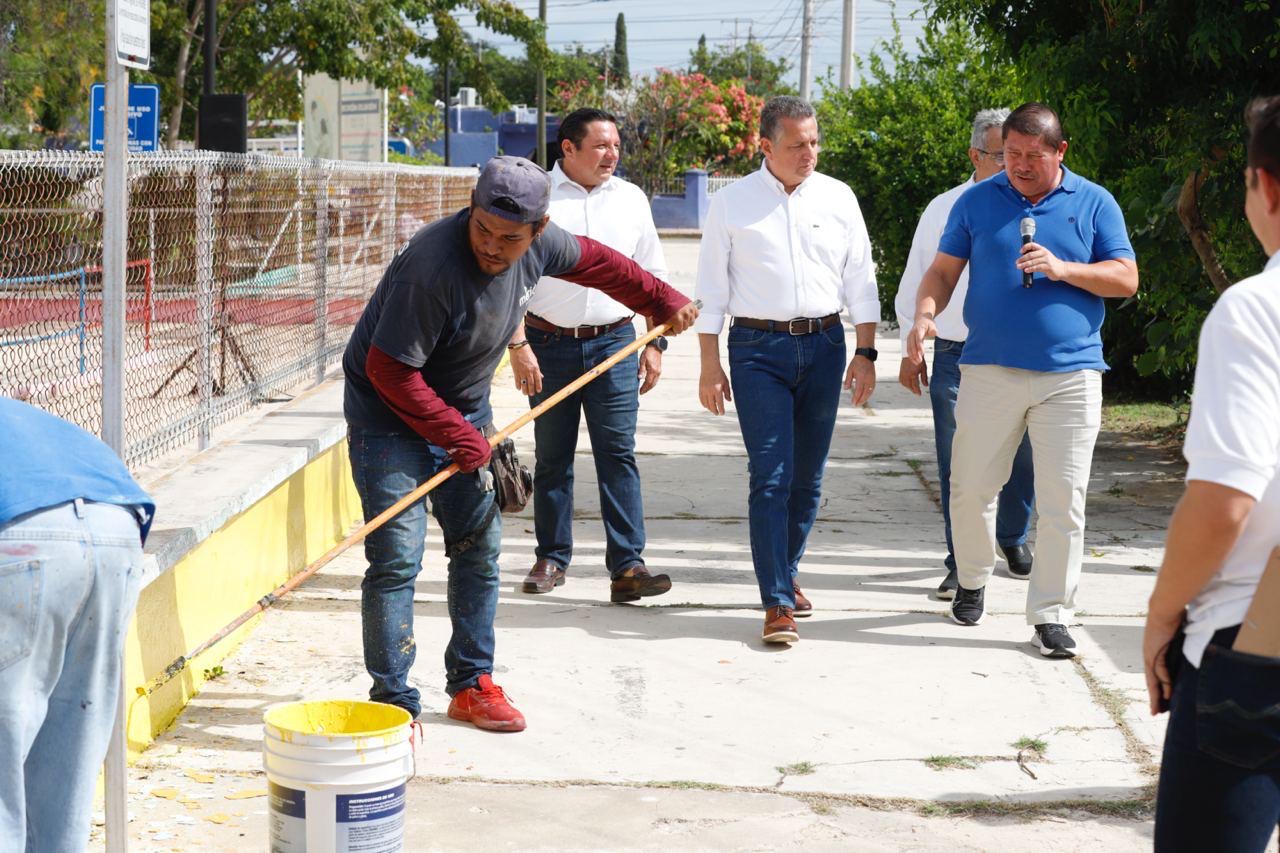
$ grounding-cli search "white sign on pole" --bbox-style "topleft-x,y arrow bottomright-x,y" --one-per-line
114,0 -> 151,69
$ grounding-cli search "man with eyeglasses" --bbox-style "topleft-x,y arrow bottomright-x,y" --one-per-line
906,102 -> 1139,659
896,108 -> 1036,601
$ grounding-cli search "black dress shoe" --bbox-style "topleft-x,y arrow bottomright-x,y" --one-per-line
1000,544 -> 1033,579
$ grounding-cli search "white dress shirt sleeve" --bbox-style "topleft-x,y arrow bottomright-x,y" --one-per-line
633,197 -> 668,281
1184,283 -> 1280,499
694,193 -> 732,335
896,201 -> 942,348
842,194 -> 880,326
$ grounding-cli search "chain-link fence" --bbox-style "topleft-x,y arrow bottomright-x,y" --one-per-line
0,151 -> 476,467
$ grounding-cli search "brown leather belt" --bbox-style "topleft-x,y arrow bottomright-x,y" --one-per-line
731,313 -> 841,335
525,312 -> 634,340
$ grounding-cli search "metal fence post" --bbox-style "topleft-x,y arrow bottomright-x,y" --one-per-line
313,168 -> 329,385
195,160 -> 215,448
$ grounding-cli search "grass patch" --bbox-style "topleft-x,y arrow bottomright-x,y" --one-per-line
924,755 -> 979,771
776,761 -> 817,776
1012,737 -> 1047,756
905,458 -> 923,471
869,470 -> 913,477
1101,400 -> 1188,447
1132,564 -> 1157,573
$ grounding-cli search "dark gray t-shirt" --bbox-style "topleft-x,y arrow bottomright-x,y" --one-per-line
342,209 -> 581,431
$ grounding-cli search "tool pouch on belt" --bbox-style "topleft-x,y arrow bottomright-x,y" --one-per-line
489,437 -> 533,514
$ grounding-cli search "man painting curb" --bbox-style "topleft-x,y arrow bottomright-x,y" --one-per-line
342,156 -> 697,731
509,108 -> 673,604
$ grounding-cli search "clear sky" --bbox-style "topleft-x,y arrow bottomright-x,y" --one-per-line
447,0 -> 931,95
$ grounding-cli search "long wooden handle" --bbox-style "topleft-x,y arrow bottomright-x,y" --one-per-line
138,308 -> 694,696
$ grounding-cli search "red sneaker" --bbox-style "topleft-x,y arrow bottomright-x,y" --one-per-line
447,674 -> 527,732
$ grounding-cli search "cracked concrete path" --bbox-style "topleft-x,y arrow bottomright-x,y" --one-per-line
100,238 -> 1173,850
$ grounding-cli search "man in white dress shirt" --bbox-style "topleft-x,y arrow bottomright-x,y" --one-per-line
696,96 -> 880,644
895,108 -> 1036,601
509,108 -> 674,603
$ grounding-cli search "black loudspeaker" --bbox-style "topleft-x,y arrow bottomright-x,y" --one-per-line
198,93 -> 247,153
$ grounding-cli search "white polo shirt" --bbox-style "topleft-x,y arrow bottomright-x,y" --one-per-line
1182,251 -> 1280,667
894,176 -> 977,348
694,163 -> 879,335
526,162 -> 667,327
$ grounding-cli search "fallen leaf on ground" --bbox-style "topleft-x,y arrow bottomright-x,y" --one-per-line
224,789 -> 268,800
178,799 -> 201,811
185,770 -> 216,784
204,814 -> 234,824
150,788 -> 179,800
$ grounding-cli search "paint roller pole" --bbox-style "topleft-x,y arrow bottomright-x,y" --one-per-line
137,302 -> 699,697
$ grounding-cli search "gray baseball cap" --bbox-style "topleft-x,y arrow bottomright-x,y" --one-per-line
473,155 -> 551,223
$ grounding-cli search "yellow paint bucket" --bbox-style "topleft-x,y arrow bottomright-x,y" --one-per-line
263,700 -> 413,852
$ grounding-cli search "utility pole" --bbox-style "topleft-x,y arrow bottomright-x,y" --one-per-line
746,25 -> 754,81
799,0 -> 814,101
535,0 -> 547,168
840,0 -> 855,90
203,0 -> 216,97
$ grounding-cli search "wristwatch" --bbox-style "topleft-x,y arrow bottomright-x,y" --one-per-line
645,336 -> 668,352
854,346 -> 878,362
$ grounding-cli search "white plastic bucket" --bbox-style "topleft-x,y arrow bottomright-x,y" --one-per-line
263,700 -> 414,853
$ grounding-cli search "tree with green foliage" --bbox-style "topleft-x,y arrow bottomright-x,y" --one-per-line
689,36 -> 795,98
0,0 -> 102,147
94,0 -> 547,147
611,13 -> 630,83
929,0 -> 1280,389
816,20 -> 1026,318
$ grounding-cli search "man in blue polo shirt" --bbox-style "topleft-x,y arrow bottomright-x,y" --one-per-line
906,102 -> 1139,659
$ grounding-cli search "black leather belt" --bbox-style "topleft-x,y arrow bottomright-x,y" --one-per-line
731,313 -> 841,335
525,312 -> 634,339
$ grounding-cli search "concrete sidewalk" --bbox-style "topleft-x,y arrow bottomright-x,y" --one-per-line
101,237 -> 1181,851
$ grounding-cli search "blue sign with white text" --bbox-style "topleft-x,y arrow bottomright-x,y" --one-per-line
90,84 -> 160,152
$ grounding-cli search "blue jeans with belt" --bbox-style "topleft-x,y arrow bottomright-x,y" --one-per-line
1155,624 -> 1280,852
347,427 -> 501,716
728,323 -> 845,609
931,338 -> 1035,569
526,322 -> 645,578
0,500 -> 144,852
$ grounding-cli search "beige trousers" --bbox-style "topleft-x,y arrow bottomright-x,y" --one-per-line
950,364 -> 1102,625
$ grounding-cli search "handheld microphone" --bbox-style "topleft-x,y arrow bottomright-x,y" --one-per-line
1020,217 -> 1036,288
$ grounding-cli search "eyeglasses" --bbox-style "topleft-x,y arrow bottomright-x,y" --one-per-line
976,148 -> 1005,164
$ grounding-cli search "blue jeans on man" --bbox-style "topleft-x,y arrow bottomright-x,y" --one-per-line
347,427 -> 501,718
728,324 -> 845,609
0,500 -> 144,851
1155,625 -> 1280,852
930,338 -> 1035,570
526,323 -> 645,578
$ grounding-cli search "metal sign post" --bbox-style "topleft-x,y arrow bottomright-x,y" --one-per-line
104,1 -> 148,848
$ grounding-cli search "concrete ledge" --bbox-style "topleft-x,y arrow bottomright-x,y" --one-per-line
656,228 -> 702,239
123,373 -> 361,758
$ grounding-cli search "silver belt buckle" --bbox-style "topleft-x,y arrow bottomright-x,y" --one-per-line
788,317 -> 814,335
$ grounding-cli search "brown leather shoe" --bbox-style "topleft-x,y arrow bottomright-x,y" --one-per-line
521,559 -> 566,594
609,565 -> 672,603
763,605 -> 799,643
792,581 -> 812,617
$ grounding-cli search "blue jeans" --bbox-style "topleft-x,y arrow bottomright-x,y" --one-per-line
527,323 -> 645,578
0,500 -> 144,852
1155,625 -> 1280,852
931,338 -> 1035,570
728,324 -> 844,609
348,427 -> 501,716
